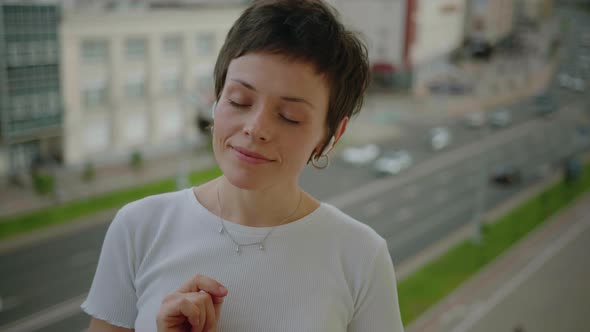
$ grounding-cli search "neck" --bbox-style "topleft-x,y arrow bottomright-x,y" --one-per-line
216,177 -> 304,227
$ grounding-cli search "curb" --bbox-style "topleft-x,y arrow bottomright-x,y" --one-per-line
396,171 -> 562,281
405,190 -> 590,332
0,208 -> 118,254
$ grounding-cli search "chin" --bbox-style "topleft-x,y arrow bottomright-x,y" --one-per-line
222,168 -> 271,190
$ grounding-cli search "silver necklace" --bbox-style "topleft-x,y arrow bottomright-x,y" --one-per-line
216,184 -> 303,254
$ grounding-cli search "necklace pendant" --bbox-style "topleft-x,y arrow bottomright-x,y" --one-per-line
259,243 -> 265,251
236,245 -> 241,254
218,226 -> 224,234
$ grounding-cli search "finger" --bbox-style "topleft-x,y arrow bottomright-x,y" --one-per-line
196,297 -> 206,332
213,297 -> 224,322
178,274 -> 229,298
184,292 -> 209,332
201,291 -> 217,332
177,298 -> 200,328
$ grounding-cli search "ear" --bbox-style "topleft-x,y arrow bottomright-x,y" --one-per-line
316,117 -> 348,156
211,101 -> 217,119
333,117 -> 348,146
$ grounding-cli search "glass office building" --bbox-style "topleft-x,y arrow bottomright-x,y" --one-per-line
0,4 -> 62,181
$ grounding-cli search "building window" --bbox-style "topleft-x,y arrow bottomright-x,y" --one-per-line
125,76 -> 146,99
196,32 -> 215,57
12,97 -> 29,121
126,38 -> 147,60
82,82 -> 108,108
81,39 -> 109,63
162,35 -> 182,57
162,70 -> 181,94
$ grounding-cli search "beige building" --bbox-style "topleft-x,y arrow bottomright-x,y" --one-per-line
60,6 -> 243,167
410,0 -> 467,95
520,0 -> 553,22
328,0 -> 407,69
468,0 -> 515,45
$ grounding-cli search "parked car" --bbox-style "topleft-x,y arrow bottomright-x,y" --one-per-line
428,81 -> 472,95
490,164 -> 522,185
374,150 -> 412,176
489,109 -> 512,128
534,93 -> 557,116
341,144 -> 380,166
464,111 -> 486,128
429,127 -> 452,151
559,73 -> 586,92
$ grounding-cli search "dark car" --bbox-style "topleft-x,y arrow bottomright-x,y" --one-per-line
490,165 -> 522,185
534,93 -> 557,116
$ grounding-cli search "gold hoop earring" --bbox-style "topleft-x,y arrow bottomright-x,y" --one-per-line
311,154 -> 329,170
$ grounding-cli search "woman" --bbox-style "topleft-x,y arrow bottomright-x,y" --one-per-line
82,0 -> 404,331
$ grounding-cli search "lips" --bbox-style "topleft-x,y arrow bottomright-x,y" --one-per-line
231,146 -> 273,162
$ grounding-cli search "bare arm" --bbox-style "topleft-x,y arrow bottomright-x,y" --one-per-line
88,318 -> 134,332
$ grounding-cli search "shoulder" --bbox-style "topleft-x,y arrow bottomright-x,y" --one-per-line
318,202 -> 386,252
114,189 -> 190,232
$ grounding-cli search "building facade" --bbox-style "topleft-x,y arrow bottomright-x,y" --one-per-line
407,0 -> 467,94
0,4 -> 63,181
467,0 -> 515,45
327,0 -> 407,88
60,6 -> 242,167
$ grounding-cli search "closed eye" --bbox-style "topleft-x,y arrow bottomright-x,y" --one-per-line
280,114 -> 300,124
228,99 -> 249,108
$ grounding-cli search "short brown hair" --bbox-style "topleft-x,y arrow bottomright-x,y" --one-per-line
213,0 -> 370,148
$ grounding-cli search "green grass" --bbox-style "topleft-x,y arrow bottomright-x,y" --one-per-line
0,167 -> 222,240
398,163 -> 590,325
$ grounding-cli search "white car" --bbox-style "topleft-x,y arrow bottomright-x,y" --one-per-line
464,111 -> 486,128
341,144 -> 381,166
559,73 -> 586,92
374,150 -> 412,175
571,77 -> 586,92
430,127 -> 451,151
489,109 -> 511,127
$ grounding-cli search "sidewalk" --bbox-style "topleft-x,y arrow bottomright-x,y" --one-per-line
406,191 -> 590,332
0,148 -> 216,218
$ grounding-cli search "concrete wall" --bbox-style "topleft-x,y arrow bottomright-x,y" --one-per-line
329,0 -> 406,68
410,0 -> 466,66
60,7 -> 243,166
468,0 -> 515,44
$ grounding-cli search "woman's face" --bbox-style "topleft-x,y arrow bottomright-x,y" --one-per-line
212,52 -> 331,190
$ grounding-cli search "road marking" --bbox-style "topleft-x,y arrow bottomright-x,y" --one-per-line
0,296 -> 22,313
389,201 -> 471,251
437,171 -> 451,184
68,250 -> 97,268
396,207 -> 414,223
449,218 -> 590,332
403,184 -> 420,199
362,201 -> 384,219
434,191 -> 448,204
328,102 -> 584,209
0,293 -> 87,332
2,101 -> 582,331
441,304 -> 467,325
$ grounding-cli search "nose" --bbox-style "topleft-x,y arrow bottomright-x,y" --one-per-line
243,105 -> 272,142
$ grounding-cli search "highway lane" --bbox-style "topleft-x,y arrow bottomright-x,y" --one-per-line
1,99 -> 583,331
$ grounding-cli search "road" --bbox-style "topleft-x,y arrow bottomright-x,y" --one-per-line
462,216 -> 590,332
1,5 -> 589,332
407,192 -> 590,332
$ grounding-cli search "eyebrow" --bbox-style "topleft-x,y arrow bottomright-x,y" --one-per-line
231,78 -> 315,109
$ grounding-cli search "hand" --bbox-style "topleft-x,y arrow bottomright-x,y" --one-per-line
157,274 -> 228,332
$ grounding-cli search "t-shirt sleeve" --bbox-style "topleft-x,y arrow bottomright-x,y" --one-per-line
81,207 -> 138,328
348,239 -> 405,332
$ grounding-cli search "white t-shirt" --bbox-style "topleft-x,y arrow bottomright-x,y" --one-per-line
81,188 -> 404,331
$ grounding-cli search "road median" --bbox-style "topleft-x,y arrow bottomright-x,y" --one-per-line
396,159 -> 590,326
